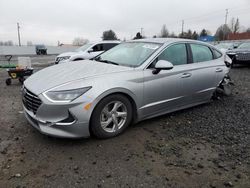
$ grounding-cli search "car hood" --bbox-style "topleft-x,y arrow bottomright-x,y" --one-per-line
24,60 -> 132,94
57,51 -> 83,57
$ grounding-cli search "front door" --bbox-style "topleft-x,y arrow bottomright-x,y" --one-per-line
142,43 -> 192,117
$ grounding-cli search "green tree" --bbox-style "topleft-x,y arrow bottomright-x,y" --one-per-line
191,31 -> 199,40
200,29 -> 208,37
133,32 -> 143,39
102,30 -> 118,40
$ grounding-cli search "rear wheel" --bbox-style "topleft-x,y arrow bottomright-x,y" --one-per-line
6,78 -> 11,85
90,94 -> 133,139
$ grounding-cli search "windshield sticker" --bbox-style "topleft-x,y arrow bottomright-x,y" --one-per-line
142,44 -> 159,50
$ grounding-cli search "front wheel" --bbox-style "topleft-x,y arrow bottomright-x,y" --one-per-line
90,94 -> 133,139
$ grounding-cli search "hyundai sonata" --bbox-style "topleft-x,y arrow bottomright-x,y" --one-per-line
22,38 -> 231,139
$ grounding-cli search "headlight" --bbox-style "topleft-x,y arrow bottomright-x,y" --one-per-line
43,87 -> 92,103
58,56 -> 71,61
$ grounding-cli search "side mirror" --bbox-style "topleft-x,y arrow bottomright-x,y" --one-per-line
88,49 -> 94,53
152,60 -> 173,74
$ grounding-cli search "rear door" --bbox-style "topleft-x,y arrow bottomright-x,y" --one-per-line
187,43 -> 219,103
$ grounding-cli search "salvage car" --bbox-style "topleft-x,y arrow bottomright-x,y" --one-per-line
226,42 -> 250,67
22,38 -> 232,139
55,41 -> 120,64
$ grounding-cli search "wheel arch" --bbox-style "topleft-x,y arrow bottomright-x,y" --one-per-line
89,88 -> 139,132
73,58 -> 84,61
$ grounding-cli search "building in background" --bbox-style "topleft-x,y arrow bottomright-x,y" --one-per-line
228,32 -> 250,40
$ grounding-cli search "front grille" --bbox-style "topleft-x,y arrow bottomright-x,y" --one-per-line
22,88 -> 42,114
236,53 -> 250,61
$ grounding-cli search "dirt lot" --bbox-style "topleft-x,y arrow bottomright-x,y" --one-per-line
0,56 -> 249,188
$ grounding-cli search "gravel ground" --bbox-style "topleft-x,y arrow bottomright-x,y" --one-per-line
0,56 -> 249,188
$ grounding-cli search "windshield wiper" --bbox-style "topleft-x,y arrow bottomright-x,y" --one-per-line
96,59 -> 119,65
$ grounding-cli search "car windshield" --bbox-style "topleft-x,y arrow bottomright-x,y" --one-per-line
96,42 -> 161,67
238,42 -> 250,49
75,44 -> 93,52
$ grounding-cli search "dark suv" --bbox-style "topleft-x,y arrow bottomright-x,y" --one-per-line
35,45 -> 47,55
226,42 -> 250,67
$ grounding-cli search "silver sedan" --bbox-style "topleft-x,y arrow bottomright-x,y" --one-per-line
23,38 -> 231,139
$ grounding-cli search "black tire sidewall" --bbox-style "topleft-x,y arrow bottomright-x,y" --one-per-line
90,94 -> 133,139
6,78 -> 11,85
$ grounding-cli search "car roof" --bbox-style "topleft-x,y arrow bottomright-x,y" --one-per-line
129,38 -> 209,45
95,40 -> 121,44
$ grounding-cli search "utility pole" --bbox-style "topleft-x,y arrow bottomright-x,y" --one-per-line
181,20 -> 184,37
223,9 -> 229,41
17,22 -> 21,46
225,9 -> 229,25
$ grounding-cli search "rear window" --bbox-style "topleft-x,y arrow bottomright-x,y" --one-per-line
190,44 -> 213,63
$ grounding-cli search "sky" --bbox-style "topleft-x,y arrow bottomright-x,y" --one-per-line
0,0 -> 250,46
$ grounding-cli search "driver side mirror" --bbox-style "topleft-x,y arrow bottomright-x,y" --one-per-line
88,48 -> 94,53
152,60 -> 173,74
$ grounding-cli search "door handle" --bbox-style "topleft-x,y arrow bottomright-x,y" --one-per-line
215,68 -> 223,72
181,73 -> 192,78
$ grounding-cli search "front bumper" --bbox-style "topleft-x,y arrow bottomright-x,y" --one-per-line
23,94 -> 92,138
227,54 -> 250,64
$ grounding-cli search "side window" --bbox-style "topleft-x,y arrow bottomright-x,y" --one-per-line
190,44 -> 213,63
213,49 -> 222,59
92,44 -> 104,52
158,43 -> 187,66
103,43 -> 118,51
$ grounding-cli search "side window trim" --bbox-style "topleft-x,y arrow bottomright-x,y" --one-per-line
186,43 -> 193,64
211,48 -> 223,59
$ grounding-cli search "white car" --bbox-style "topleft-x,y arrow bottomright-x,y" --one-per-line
55,41 -> 120,64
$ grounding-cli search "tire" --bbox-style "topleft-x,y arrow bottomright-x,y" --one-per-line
6,78 -> 11,85
90,94 -> 133,139
19,77 -> 25,84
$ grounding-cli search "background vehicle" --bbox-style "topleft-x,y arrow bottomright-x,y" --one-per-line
226,42 -> 250,67
215,42 -> 234,53
23,38 -> 231,139
35,45 -> 47,55
55,41 -> 120,64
